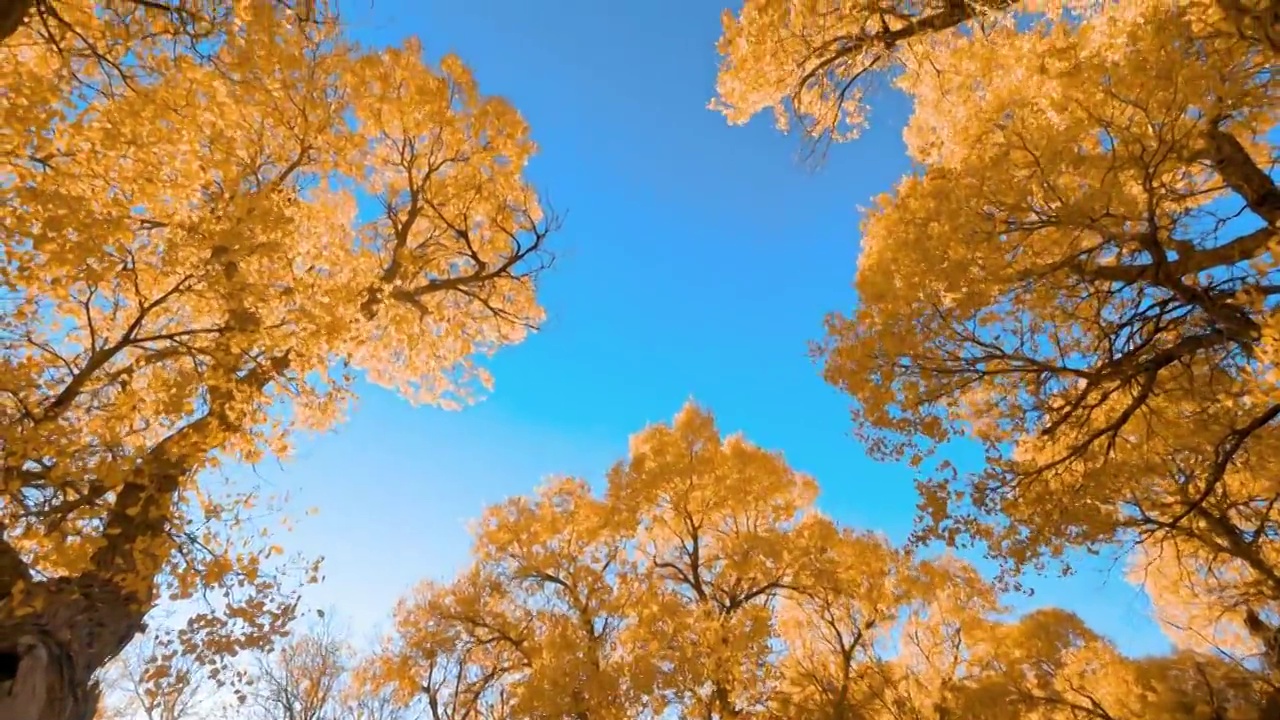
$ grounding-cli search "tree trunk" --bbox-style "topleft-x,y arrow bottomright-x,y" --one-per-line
0,0 -> 33,45
0,577 -> 143,720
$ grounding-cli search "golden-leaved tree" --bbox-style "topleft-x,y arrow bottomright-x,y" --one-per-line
240,615 -> 411,720
0,2 -> 556,718
712,0 -> 1276,145
714,0 -> 1280,705
361,403 -> 1263,720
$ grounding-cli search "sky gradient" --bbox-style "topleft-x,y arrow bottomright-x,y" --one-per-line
235,0 -> 1172,655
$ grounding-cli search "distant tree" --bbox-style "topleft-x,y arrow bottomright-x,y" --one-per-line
240,614 -> 420,720
245,616 -> 351,720
98,629 -> 210,720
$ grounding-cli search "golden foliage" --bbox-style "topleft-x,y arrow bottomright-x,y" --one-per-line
367,404 -> 1268,719
3,0 -> 1276,718
0,0 -> 555,686
715,0 -> 1280,697
713,0 -> 1276,144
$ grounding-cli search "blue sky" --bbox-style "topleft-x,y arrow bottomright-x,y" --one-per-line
236,0 -> 1169,655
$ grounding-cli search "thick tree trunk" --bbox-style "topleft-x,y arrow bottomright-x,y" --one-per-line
0,577 -> 143,720
0,0 -> 33,45
0,638 -> 97,720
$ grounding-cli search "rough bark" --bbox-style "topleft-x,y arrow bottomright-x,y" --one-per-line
0,577 -> 142,720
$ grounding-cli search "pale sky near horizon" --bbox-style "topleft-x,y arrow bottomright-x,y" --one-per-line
222,0 -> 1173,657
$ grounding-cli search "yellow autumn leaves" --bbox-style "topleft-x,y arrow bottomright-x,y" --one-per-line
809,0 -> 1279,649
351,0 -> 1280,718
719,0 -> 1280,703
1,0 -> 552,691
369,404 -> 964,719
355,403 -> 1263,720
6,0 -> 1280,718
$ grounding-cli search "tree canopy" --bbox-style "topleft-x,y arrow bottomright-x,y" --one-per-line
714,0 -> 1280,687
364,404 -> 1269,720
5,0 -> 1280,719
1,1 -> 554,715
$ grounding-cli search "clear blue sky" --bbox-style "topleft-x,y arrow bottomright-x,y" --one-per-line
235,0 -> 1170,655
